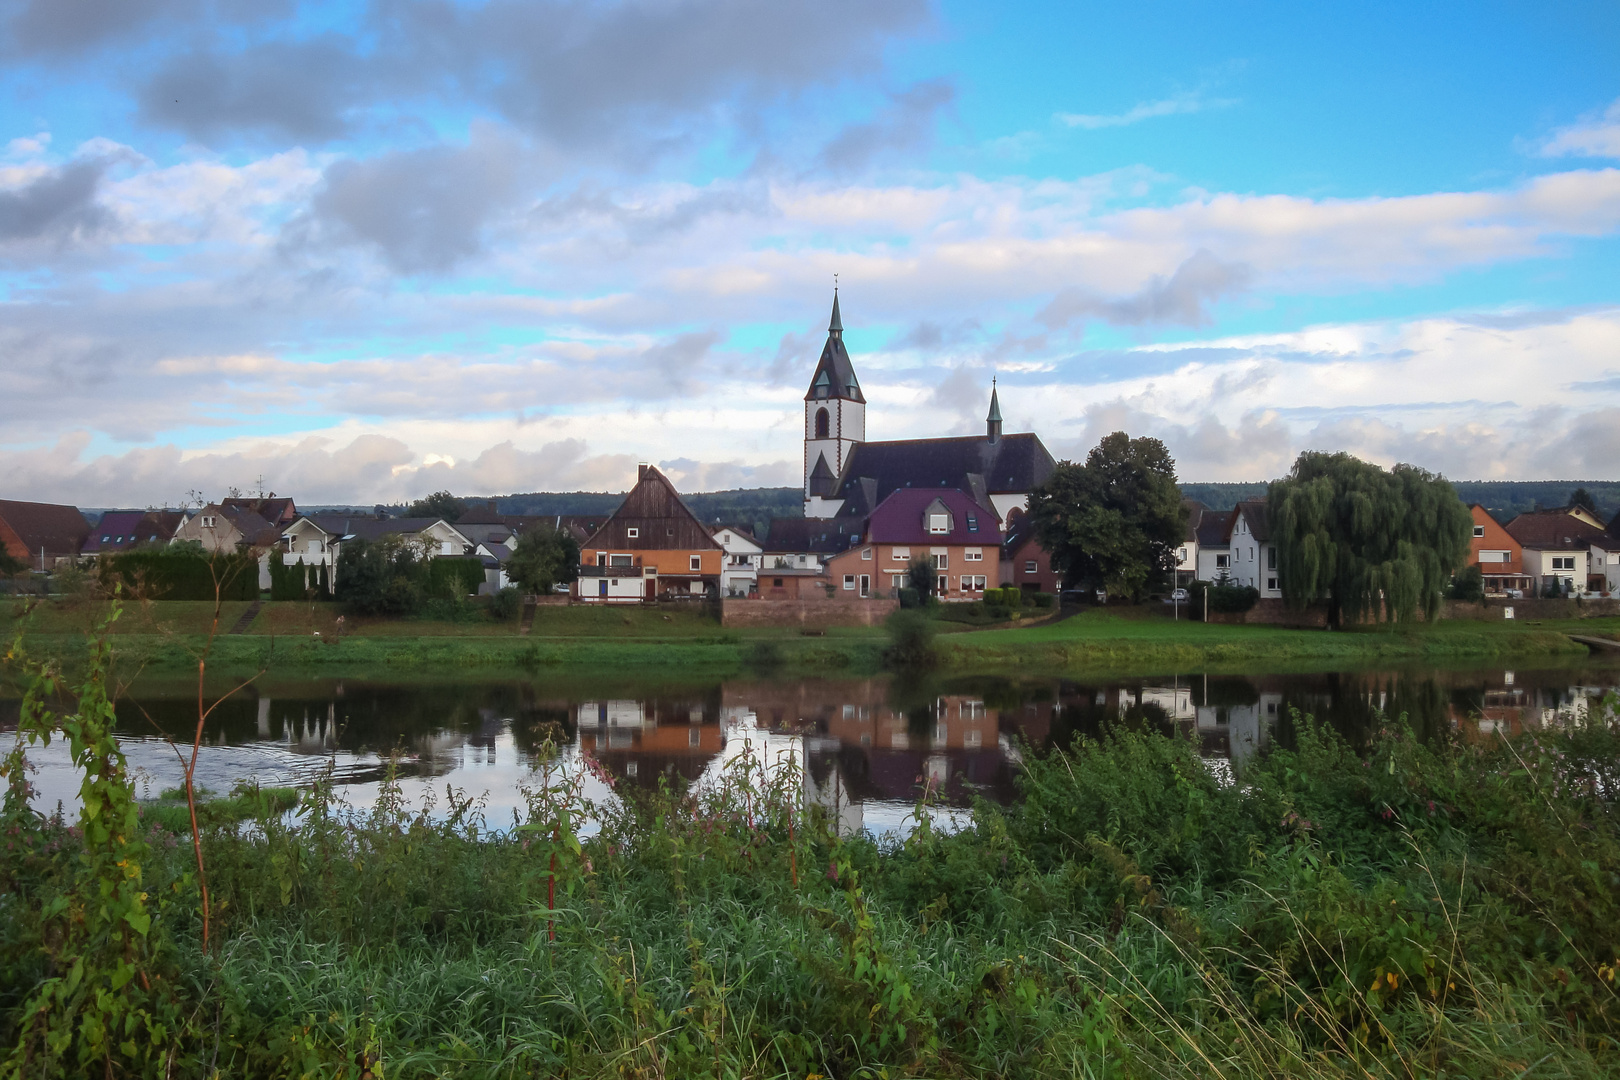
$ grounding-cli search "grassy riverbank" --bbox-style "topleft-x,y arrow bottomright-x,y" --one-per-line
2,598 -> 1614,679
4,692 -> 1617,1077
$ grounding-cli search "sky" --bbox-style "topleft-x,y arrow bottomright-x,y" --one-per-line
2,0 -> 1619,506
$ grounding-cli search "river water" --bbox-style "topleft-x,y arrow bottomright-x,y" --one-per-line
7,661 -> 1619,837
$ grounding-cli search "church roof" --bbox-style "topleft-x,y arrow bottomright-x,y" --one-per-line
986,383 -> 1002,423
809,452 -> 836,482
803,292 -> 864,404
827,433 -> 1056,519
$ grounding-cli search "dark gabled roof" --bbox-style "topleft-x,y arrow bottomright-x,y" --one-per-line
1235,499 -> 1271,543
84,509 -> 183,554
1181,499 -> 1207,543
828,433 -> 1056,518
761,516 -> 864,555
581,465 -> 720,552
863,489 -> 1002,546
222,496 -> 297,527
297,514 -> 464,544
1195,506 -> 1236,548
803,293 -> 865,404
1504,513 -> 1606,551
809,453 -> 836,482
0,499 -> 91,559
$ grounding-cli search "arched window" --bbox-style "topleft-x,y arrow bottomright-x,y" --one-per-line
814,407 -> 830,439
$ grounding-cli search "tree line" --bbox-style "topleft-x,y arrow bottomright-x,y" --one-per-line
1028,435 -> 1476,625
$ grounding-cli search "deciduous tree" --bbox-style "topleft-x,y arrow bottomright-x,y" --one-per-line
505,526 -> 581,595
1269,451 -> 1471,625
1027,432 -> 1186,600
408,490 -> 466,522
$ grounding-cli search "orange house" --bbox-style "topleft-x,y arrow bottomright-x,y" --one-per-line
1467,504 -> 1531,595
576,464 -> 724,602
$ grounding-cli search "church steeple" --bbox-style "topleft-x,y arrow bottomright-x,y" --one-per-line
986,377 -> 1002,443
829,289 -> 843,335
804,289 -> 863,404
803,289 -> 866,515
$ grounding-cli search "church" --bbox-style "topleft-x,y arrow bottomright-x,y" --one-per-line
800,292 -> 1057,525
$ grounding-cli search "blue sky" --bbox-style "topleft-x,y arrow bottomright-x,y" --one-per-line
2,0 -> 1618,504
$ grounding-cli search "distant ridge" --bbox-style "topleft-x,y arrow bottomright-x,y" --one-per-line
1181,480 -> 1620,523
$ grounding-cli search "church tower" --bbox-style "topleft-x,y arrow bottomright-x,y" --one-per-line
803,290 -> 865,517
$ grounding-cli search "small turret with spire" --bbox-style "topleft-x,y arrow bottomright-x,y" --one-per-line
986,376 -> 1002,443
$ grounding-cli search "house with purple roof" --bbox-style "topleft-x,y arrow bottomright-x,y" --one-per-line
825,487 -> 1002,601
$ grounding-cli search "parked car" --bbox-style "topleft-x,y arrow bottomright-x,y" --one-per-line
1169,588 -> 1189,603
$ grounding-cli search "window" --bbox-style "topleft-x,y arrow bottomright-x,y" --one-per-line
891,547 -> 910,561
1178,547 -> 1187,562
891,573 -> 908,588
813,371 -> 830,398
689,729 -> 701,747
861,548 -> 872,560
932,553 -> 948,570
859,575 -> 870,597
1267,577 -> 1278,591
964,548 -> 983,561
596,552 -> 606,566
1024,560 -> 1037,573
627,527 -> 639,538
965,575 -> 986,591
843,575 -> 856,590
1552,556 -> 1576,571
101,535 -> 110,542
928,513 -> 949,534
610,554 -> 633,567
1215,554 -> 1229,569
1473,525 -> 1485,537
690,555 -> 702,571
814,407 -> 829,439
201,515 -> 216,528
773,577 -> 784,587
967,514 -> 978,532
1267,547 -> 1276,570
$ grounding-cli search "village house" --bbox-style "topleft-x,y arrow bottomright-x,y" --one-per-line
1466,504 -> 1533,595
711,524 -> 763,596
758,516 -> 862,572
1503,510 -> 1603,596
998,511 -> 1061,594
824,487 -> 1002,601
1175,500 -> 1206,587
1219,499 -> 1282,599
81,509 -> 186,559
279,514 -> 476,588
1194,506 -> 1234,583
575,464 -> 723,603
173,502 -> 284,587
0,499 -> 90,571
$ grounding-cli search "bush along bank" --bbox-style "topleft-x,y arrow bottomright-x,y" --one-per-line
3,620 -> 1619,1076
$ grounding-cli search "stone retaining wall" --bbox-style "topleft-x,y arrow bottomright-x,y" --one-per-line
721,597 -> 898,628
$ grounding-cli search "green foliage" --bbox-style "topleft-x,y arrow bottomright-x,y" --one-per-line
334,536 -> 425,616
882,608 -> 938,669
1029,431 -> 1186,600
1571,486 -> 1599,515
1189,577 -> 1261,615
896,586 -> 921,609
1029,591 -> 1054,609
405,490 -> 465,522
504,526 -> 581,595
1447,563 -> 1485,602
424,555 -> 485,598
1270,451 -> 1472,625
487,585 -> 522,621
267,550 -> 330,602
905,557 -> 936,602
103,548 -> 258,601
0,549 -> 25,580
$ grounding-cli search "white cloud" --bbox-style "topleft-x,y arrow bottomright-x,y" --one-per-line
1056,92 -> 1233,130
1541,98 -> 1620,159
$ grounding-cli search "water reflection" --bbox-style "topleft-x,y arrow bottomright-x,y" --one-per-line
6,663 -> 1617,836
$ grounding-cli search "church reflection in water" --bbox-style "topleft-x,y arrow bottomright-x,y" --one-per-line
11,664 -> 1617,831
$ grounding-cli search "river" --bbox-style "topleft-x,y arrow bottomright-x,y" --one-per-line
7,660 -> 1619,836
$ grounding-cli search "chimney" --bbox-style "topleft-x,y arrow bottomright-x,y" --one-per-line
638,462 -> 650,482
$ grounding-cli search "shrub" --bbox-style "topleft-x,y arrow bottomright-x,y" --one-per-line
268,551 -> 331,601
1189,579 -> 1260,616
104,548 -> 259,601
1446,564 -> 1484,602
1030,591 -> 1054,610
906,558 -> 937,603
488,586 -> 523,621
897,587 -> 921,609
882,608 -> 937,669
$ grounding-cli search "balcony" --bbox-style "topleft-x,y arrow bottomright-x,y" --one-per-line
578,563 -> 649,577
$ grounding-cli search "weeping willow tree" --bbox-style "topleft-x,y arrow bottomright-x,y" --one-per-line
1269,452 -> 1471,626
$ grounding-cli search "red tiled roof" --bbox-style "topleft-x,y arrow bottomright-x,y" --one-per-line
0,499 -> 91,561
1503,513 -> 1605,551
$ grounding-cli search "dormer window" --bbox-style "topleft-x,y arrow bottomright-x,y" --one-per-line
814,371 -> 831,398
928,513 -> 949,534
966,514 -> 978,532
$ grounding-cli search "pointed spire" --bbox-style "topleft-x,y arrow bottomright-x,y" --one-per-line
986,376 -> 1003,443
829,288 -> 842,335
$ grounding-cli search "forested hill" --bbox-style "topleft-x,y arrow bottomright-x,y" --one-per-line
1182,480 -> 1620,522
441,479 -> 1618,532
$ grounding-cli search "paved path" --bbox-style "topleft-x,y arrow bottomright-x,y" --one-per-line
228,601 -> 262,635
1569,634 -> 1620,652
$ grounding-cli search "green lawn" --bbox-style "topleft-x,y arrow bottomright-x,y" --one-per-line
4,597 -> 1613,678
